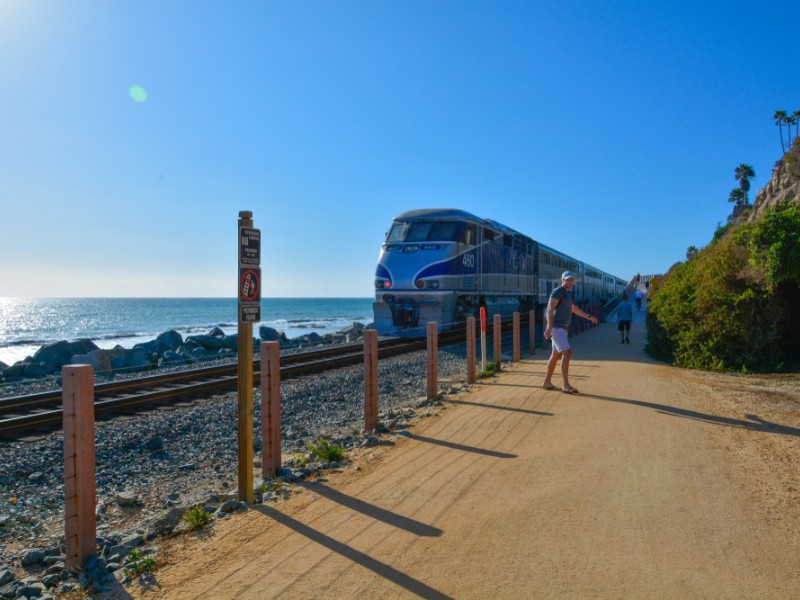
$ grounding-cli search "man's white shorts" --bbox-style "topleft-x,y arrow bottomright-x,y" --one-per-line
551,327 -> 570,353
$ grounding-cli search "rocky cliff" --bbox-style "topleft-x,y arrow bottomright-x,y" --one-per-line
747,138 -> 800,222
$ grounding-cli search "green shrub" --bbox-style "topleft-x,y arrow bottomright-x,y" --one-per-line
477,361 -> 501,378
123,548 -> 158,578
182,505 -> 212,530
647,202 -> 800,372
308,439 -> 348,463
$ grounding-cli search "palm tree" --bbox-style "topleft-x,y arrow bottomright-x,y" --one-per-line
793,110 -> 800,146
774,110 -> 787,152
728,188 -> 744,205
735,163 -> 755,205
728,188 -> 746,220
784,114 -> 795,149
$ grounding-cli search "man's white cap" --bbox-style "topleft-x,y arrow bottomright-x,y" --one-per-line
561,271 -> 577,280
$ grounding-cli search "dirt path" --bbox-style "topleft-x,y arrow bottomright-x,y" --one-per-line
117,322 -> 800,599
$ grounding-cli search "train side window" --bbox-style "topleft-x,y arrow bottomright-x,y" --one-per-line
504,235 -> 512,247
460,225 -> 476,245
484,228 -> 497,241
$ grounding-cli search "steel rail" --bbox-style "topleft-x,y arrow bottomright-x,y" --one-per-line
0,318 -> 520,436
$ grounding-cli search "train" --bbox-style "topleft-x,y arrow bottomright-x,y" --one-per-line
372,209 -> 627,335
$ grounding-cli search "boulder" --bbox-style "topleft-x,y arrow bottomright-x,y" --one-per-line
31,339 -> 100,373
23,361 -> 51,378
209,327 -> 226,338
185,334 -> 227,350
259,326 -> 282,341
71,349 -> 112,374
155,330 -> 183,353
1,362 -> 28,379
106,345 -> 130,370
339,322 -> 366,337
158,351 -> 186,368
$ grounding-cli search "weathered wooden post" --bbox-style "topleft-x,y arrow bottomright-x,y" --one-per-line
480,307 -> 487,372
512,311 -> 520,363
493,314 -> 502,366
63,365 -> 96,571
529,309 -> 536,355
427,322 -> 438,400
260,341 -> 281,478
238,211 -> 261,503
363,329 -> 378,432
466,316 -> 476,384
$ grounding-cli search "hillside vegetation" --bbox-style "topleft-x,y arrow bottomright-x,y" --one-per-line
647,141 -> 800,372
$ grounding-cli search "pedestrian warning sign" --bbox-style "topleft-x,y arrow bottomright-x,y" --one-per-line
239,267 -> 261,322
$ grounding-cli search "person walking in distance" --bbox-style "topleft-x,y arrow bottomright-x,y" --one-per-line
634,289 -> 643,311
541,271 -> 599,394
617,294 -> 633,344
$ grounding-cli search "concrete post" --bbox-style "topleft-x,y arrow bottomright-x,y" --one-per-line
260,341 -> 281,478
466,317 -> 476,384
427,322 -> 438,400
63,365 -> 96,571
363,329 -> 378,432
512,312 -> 520,363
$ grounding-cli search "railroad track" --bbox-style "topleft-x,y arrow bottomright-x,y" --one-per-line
0,323 -> 510,436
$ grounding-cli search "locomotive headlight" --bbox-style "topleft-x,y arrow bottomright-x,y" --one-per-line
428,280 -> 440,289
375,279 -> 391,289
422,244 -> 440,250
403,245 -> 419,253
416,281 -> 425,289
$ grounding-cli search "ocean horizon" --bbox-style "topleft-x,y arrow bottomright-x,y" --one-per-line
0,297 -> 374,367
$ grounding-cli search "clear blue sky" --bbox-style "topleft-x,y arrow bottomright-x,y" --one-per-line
2,1 -> 798,298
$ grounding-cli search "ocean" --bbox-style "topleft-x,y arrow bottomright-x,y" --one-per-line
0,298 -> 374,367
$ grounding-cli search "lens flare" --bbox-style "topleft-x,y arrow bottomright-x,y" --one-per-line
129,85 -> 148,102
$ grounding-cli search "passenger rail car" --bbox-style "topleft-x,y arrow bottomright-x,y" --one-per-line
373,209 -> 626,335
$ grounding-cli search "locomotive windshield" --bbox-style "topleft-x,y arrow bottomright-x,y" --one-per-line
386,221 -> 472,243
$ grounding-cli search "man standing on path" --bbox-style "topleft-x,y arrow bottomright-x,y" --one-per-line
542,271 -> 599,394
617,294 -> 633,344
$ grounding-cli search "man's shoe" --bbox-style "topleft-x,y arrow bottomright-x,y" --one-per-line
621,339 -> 624,343
626,338 -> 630,343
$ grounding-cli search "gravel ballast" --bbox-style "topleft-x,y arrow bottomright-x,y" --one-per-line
0,344 -> 477,597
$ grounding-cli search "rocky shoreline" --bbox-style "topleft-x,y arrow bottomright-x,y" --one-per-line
0,335 -> 472,599
0,322 -> 369,383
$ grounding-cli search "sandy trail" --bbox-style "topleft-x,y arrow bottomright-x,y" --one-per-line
117,320 -> 799,600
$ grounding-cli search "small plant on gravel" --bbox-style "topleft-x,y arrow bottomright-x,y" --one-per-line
123,548 -> 158,578
257,477 -> 288,493
182,504 -> 212,530
291,451 -> 310,467
308,439 -> 348,463
477,361 -> 501,379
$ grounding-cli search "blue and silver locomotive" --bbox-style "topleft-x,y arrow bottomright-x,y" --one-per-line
372,209 -> 626,334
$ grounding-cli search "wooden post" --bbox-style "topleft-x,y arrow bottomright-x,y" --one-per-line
529,309 -> 536,355
63,365 -> 96,571
493,314 -> 502,366
237,210 -> 254,503
427,322 -> 438,400
480,307 -> 487,372
512,311 -> 520,362
363,329 -> 378,432
260,341 -> 281,478
466,317 -> 476,384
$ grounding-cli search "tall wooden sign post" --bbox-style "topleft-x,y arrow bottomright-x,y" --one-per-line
238,211 -> 261,502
